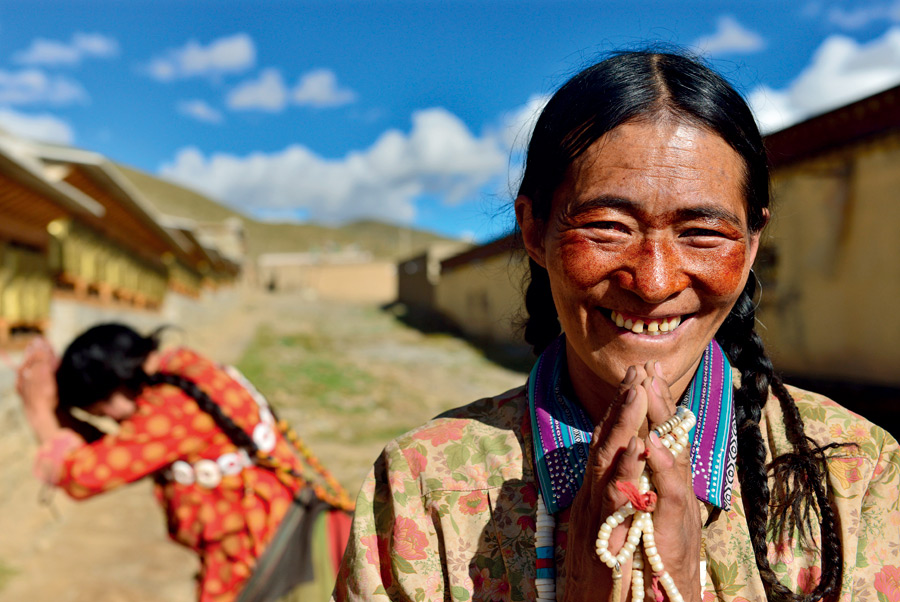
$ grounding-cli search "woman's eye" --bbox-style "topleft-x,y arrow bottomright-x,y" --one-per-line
587,221 -> 628,233
682,228 -> 725,238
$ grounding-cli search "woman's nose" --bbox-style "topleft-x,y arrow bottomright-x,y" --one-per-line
620,240 -> 689,303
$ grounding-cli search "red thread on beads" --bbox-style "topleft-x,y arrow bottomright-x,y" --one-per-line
615,480 -> 657,512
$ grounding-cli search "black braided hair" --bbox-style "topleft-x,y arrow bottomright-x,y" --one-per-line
522,257 -> 560,354
515,51 -> 844,600
146,372 -> 260,456
716,277 -> 843,602
55,322 -> 261,455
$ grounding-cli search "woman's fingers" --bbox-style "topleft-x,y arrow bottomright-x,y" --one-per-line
643,420 -> 702,602
644,360 -> 677,430
591,385 -> 647,480
562,370 -> 651,601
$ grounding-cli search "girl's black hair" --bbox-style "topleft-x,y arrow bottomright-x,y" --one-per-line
56,323 -> 260,455
518,51 -> 840,601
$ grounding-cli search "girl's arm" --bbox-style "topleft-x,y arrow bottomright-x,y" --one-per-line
17,338 -> 65,444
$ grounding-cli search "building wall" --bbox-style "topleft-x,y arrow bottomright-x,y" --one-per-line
397,253 -> 432,307
758,136 -> 900,386
435,251 -> 527,344
397,242 -> 470,309
259,260 -> 397,303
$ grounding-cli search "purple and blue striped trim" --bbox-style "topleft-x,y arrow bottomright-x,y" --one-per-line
528,335 -> 736,513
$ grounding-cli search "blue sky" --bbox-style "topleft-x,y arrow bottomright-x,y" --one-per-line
1,1 -> 899,241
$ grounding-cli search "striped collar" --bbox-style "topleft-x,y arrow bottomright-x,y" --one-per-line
527,335 -> 737,514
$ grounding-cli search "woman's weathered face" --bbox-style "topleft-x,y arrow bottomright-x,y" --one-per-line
524,119 -> 761,400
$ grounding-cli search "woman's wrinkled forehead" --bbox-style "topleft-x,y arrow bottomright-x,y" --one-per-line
552,120 -> 750,228
556,118 -> 751,221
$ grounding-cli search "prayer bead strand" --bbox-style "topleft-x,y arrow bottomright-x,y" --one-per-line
593,406 -> 696,602
534,406 -> 697,601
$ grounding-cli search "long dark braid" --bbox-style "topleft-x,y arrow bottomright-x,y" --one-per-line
146,372 -> 260,455
522,258 -> 560,355
146,371 -> 355,511
716,277 -> 843,601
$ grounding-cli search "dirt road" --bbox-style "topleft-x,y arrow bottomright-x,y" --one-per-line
0,289 -> 527,601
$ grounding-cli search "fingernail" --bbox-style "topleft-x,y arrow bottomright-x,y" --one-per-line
649,432 -> 663,449
625,388 -> 637,405
626,436 -> 636,454
654,360 -> 662,374
652,377 -> 664,396
624,366 -> 636,384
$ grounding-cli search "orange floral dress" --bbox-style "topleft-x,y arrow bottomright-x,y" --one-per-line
45,347 -> 304,602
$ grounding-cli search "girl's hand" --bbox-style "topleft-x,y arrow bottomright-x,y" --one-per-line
561,365 -> 650,602
639,361 -> 702,601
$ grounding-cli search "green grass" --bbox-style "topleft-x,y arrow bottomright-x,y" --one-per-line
236,326 -> 374,413
0,558 -> 18,593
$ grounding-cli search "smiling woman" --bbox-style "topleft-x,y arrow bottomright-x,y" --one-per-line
333,51 -> 900,602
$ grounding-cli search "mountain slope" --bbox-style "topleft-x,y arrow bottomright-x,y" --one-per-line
115,164 -> 456,260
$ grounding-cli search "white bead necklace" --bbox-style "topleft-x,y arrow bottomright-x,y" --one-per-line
534,406 -> 697,602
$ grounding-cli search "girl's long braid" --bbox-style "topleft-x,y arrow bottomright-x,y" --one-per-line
146,372 -> 353,511
715,276 -> 842,602
522,266 -> 843,600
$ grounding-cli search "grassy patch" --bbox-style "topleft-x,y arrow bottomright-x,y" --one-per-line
236,325 -> 374,413
0,558 -> 18,593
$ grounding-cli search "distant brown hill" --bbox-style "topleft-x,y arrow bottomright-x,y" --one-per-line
115,164 -> 456,260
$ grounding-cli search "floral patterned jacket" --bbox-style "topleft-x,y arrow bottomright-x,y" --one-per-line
332,385 -> 900,602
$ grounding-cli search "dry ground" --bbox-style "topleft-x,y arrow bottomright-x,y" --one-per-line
0,289 -> 526,601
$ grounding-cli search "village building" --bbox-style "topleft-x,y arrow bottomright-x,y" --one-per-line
258,250 -> 397,303
433,234 -> 526,345
396,241 -> 471,312
757,83 -> 900,426
0,131 -> 242,349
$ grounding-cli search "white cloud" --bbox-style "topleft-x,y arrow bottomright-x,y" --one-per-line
0,69 -> 88,105
226,68 -> 287,112
826,1 -> 900,29
0,108 -> 74,144
13,32 -> 119,66
159,107 -> 507,224
146,33 -> 255,81
748,27 -> 900,133
693,16 -> 766,56
177,99 -> 223,124
291,69 -> 357,107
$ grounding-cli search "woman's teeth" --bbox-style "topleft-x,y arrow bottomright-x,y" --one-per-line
611,310 -> 682,335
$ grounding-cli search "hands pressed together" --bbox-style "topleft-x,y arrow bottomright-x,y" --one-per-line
562,361 -> 702,602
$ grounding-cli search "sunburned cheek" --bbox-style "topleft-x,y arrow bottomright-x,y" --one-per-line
692,246 -> 748,296
556,238 -> 613,289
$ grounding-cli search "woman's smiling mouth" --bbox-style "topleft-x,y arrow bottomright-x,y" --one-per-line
605,309 -> 689,335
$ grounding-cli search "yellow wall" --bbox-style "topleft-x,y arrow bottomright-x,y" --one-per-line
758,136 -> 900,386
259,260 -> 397,303
436,251 -> 527,344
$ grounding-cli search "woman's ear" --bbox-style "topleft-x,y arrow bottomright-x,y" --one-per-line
747,208 -> 771,266
515,195 -> 547,268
